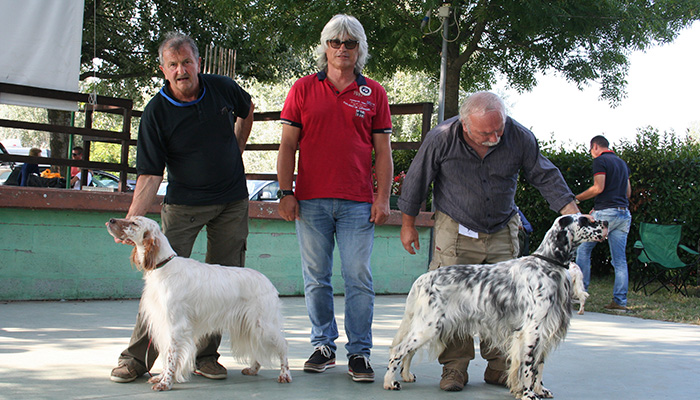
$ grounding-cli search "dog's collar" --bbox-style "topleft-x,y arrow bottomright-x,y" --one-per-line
531,254 -> 569,269
155,254 -> 176,269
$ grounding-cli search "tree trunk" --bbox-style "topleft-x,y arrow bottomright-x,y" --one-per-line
444,64 -> 462,120
442,19 -> 464,120
47,109 -> 72,178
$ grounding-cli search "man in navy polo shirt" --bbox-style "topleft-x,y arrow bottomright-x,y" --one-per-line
575,135 -> 632,312
110,31 -> 255,383
277,14 -> 393,383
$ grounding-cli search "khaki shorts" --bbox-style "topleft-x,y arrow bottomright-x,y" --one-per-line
429,211 -> 520,270
161,199 -> 248,267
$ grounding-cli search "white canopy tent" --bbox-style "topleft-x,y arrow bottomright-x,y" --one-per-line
0,0 -> 84,111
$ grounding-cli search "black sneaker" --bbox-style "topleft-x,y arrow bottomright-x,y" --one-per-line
303,345 -> 336,373
348,354 -> 374,382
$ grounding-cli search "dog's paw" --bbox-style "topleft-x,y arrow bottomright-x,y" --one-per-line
242,362 -> 261,376
147,375 -> 161,384
384,380 -> 402,390
278,372 -> 292,383
537,386 -> 553,398
577,306 -> 585,315
151,381 -> 172,391
401,372 -> 416,382
520,388 -> 540,400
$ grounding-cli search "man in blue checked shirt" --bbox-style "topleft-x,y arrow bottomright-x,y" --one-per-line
398,91 -> 580,392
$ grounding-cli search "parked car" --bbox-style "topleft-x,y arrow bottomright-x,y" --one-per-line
155,179 -> 282,201
90,170 -> 136,191
247,180 -> 281,201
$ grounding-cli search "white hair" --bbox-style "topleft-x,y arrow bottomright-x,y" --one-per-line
459,91 -> 507,125
315,14 -> 369,75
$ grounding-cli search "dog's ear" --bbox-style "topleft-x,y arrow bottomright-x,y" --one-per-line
578,215 -> 593,227
558,215 -> 574,228
130,246 -> 139,270
552,227 -> 573,262
141,230 -> 159,271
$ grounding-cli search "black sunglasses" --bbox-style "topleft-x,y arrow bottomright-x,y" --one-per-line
327,39 -> 358,50
72,153 -> 80,156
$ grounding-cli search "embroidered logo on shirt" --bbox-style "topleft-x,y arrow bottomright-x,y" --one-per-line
356,109 -> 366,118
358,85 -> 372,96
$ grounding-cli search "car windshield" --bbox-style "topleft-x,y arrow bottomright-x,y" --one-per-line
91,171 -> 118,188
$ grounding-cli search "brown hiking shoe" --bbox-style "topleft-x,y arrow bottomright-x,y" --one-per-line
604,301 -> 629,312
440,368 -> 468,391
195,360 -> 227,379
110,363 -> 143,383
484,365 -> 507,387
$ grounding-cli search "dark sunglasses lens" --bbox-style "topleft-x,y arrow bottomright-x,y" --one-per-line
328,39 -> 358,49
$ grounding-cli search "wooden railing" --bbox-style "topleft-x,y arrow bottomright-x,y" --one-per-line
1,83 -> 434,188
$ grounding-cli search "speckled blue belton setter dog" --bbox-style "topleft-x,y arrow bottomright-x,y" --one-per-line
384,215 -> 607,400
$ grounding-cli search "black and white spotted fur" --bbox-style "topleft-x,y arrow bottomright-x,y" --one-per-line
384,215 -> 607,399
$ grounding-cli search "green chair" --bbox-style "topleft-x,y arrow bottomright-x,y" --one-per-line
633,222 -> 699,296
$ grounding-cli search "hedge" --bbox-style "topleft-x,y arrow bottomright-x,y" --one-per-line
516,127 -> 700,280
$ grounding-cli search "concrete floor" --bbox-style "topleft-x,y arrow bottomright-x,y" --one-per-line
1,295 -> 699,399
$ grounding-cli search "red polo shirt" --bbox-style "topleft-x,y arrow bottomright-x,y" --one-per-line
281,71 -> 392,203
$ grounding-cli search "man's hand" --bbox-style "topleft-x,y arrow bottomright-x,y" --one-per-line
400,213 -> 421,254
278,195 -> 299,221
400,225 -> 420,255
370,197 -> 390,225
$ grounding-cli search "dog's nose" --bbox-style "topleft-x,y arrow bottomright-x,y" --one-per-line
109,218 -> 116,224
602,220 -> 609,227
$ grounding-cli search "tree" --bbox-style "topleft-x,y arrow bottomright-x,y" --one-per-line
251,0 -> 699,119
81,0 -> 314,101
82,1 -> 699,121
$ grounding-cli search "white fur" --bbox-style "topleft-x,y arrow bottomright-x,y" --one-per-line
568,262 -> 589,315
107,216 -> 292,391
383,215 -> 607,400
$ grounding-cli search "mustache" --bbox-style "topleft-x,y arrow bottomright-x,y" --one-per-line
481,136 -> 501,147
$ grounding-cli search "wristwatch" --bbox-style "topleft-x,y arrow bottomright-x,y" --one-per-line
277,189 -> 294,199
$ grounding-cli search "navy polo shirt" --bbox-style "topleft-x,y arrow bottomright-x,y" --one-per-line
592,151 -> 630,210
137,74 -> 252,206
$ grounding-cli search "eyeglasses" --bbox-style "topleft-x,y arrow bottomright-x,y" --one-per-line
327,39 -> 359,50
72,153 -> 79,157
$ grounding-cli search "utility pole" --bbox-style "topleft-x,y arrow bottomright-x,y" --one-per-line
437,3 -> 451,123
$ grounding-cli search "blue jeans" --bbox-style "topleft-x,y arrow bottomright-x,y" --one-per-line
576,208 -> 632,306
296,199 -> 375,357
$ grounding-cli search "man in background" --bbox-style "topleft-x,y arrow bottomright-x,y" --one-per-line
575,135 -> 631,312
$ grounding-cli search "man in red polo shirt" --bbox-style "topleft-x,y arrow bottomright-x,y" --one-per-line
277,14 -> 393,383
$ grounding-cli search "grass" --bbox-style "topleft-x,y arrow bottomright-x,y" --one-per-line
586,274 -> 700,325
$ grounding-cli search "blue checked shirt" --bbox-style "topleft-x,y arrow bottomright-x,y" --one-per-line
398,116 -> 575,234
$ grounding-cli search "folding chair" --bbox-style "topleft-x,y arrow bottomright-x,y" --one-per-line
632,222 -> 699,296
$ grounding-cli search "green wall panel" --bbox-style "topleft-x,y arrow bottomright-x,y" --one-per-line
0,208 -> 431,300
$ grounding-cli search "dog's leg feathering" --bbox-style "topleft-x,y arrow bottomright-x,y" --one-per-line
383,325 -> 439,390
149,345 -> 178,391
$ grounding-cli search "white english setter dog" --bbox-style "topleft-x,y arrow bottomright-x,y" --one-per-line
107,216 -> 292,391
384,214 -> 607,400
